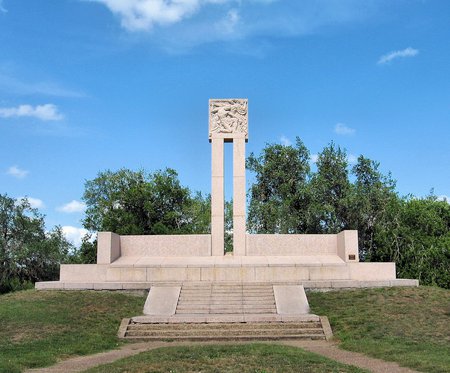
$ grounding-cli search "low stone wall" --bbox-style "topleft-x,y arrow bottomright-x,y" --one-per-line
97,232 -> 212,263
246,234 -> 337,256
120,235 -> 212,257
246,231 -> 359,262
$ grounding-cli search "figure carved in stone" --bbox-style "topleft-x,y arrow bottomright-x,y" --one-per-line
209,99 -> 248,136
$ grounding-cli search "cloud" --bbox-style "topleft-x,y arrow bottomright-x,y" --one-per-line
62,226 -> 89,247
16,196 -> 45,209
437,195 -> 449,203
16,197 -> 45,209
57,200 -> 87,213
0,73 -> 85,98
310,154 -> 319,163
280,135 -> 292,146
7,165 -> 29,179
334,122 -> 355,135
0,1 -> 6,13
90,1 -> 384,50
91,0 -> 205,31
0,104 -> 64,121
378,47 -> 419,65
347,154 -> 358,164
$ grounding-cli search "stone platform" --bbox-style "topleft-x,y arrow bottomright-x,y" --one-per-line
35,230 -> 419,290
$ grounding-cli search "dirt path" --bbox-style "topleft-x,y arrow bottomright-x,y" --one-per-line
25,340 -> 420,373
283,340 -> 419,373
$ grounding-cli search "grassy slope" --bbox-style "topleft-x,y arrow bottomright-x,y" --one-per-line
308,286 -> 450,373
1,287 -> 448,373
84,344 -> 369,373
0,290 -> 145,373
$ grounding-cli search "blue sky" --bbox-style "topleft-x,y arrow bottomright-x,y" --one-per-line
1,0 -> 449,245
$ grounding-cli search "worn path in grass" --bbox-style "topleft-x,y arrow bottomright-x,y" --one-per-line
26,340 -> 419,373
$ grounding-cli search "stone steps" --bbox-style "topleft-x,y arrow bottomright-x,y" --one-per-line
120,321 -> 327,341
126,321 -> 322,330
118,282 -> 333,341
175,284 -> 277,315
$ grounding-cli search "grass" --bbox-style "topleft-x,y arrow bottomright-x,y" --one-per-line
84,343 -> 369,373
0,290 -> 145,373
1,286 -> 449,373
308,286 -> 450,373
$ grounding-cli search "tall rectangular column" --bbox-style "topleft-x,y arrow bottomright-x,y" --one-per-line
233,137 -> 246,255
211,137 -> 224,256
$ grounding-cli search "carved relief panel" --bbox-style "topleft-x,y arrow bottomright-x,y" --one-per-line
209,99 -> 248,140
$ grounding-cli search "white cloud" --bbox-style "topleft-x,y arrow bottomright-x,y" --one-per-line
0,104 -> 64,121
16,196 -> 45,209
335,122 -> 355,135
437,195 -> 449,203
62,226 -> 89,247
27,197 -> 45,209
347,154 -> 358,164
91,0 -> 205,31
90,1 -> 384,50
57,200 -> 87,213
310,154 -> 319,163
378,47 -> 419,65
7,165 -> 29,179
280,135 -> 292,146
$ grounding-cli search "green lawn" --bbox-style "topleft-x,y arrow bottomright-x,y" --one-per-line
84,343 -> 369,373
1,286 -> 449,373
0,290 -> 145,373
308,286 -> 450,373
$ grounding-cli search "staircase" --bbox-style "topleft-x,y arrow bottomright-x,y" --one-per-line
176,283 -> 277,315
118,283 -> 333,341
121,320 -> 327,341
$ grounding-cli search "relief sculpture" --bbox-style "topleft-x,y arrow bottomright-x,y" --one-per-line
209,99 -> 248,138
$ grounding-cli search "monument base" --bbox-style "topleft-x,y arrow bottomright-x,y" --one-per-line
35,230 -> 418,290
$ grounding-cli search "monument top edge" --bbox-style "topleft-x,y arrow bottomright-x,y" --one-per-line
209,98 -> 248,102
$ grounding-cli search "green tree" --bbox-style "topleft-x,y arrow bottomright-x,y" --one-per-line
310,142 -> 352,233
350,156 -> 398,260
246,138 -> 312,233
82,168 -> 210,236
373,196 -> 450,288
0,194 -> 73,293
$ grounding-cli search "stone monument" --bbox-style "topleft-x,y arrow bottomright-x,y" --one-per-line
35,98 -> 418,291
209,99 -> 248,256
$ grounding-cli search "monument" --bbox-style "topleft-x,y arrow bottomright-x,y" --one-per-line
36,99 -> 418,290
209,98 -> 248,256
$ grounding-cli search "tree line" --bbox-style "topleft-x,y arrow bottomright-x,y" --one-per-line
246,138 -> 449,288
1,137 -> 448,292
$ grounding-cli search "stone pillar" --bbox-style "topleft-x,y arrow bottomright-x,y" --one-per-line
209,99 -> 248,256
233,137 -> 246,255
211,137 -> 224,256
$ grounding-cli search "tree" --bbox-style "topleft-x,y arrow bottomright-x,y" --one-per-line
82,168 -> 211,236
349,156 -> 398,260
0,194 -> 73,293
372,196 -> 450,288
246,138 -> 450,289
246,138 -> 312,233
310,142 -> 351,233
